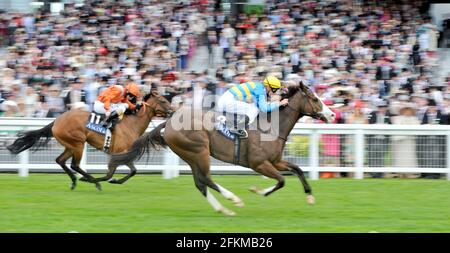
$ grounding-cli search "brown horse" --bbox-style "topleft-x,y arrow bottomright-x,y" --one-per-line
109,82 -> 335,215
7,91 -> 173,190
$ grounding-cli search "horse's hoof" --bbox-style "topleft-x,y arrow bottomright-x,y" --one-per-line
232,197 -> 245,208
70,183 -> 77,190
95,184 -> 102,191
218,208 -> 236,216
249,186 -> 263,195
306,195 -> 315,205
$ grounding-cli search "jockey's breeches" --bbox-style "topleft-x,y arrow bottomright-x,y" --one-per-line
93,101 -> 129,115
216,91 -> 259,124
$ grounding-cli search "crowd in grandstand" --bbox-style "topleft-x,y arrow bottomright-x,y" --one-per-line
1,0 -> 448,126
1,0 -> 449,178
0,0 -> 447,120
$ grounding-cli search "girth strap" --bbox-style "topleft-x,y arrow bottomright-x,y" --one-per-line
103,129 -> 112,153
233,137 -> 241,165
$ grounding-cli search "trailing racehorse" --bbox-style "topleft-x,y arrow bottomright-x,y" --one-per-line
7,91 -> 173,190
109,82 -> 335,215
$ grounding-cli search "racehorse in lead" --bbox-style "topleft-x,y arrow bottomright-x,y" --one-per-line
7,91 -> 173,190
109,81 -> 335,215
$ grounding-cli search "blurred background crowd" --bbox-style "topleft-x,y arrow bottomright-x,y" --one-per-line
1,0 -> 450,179
0,0 -> 449,127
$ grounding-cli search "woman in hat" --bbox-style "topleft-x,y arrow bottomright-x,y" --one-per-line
391,105 -> 420,178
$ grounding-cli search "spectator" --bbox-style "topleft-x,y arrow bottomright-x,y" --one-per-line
0,0 -> 444,151
367,100 -> 392,178
23,86 -> 39,117
417,99 -> 447,179
45,85 -> 64,118
63,78 -> 87,111
391,105 -> 420,178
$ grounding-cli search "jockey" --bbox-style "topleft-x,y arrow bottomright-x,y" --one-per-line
93,82 -> 141,128
216,75 -> 289,136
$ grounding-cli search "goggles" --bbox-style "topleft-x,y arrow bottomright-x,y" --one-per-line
271,88 -> 279,93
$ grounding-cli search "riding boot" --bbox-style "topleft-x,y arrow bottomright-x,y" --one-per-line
102,111 -> 120,129
229,115 -> 249,138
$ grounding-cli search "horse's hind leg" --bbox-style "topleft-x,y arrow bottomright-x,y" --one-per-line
70,146 -> 102,191
191,166 -> 236,216
91,160 -> 119,183
176,146 -> 239,216
275,160 -> 315,205
198,169 -> 244,208
56,149 -> 77,190
250,160 -> 285,196
108,162 -> 137,184
214,183 -> 244,207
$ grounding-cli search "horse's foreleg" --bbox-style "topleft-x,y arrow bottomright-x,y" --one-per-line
250,160 -> 285,196
108,162 -> 137,184
278,161 -> 315,205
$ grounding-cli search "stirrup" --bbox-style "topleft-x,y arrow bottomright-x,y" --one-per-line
230,129 -> 248,138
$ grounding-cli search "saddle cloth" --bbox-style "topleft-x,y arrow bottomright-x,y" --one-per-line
214,113 -> 248,141
86,112 -> 113,153
214,118 -> 236,141
86,113 -> 107,135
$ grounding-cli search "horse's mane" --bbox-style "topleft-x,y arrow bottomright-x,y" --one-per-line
143,92 -> 152,102
281,85 -> 301,100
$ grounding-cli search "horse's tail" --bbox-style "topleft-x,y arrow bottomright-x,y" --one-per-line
7,122 -> 54,154
109,121 -> 168,165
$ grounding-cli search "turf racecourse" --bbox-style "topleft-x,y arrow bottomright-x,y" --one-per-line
0,174 -> 449,232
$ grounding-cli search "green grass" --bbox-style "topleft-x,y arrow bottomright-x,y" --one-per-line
0,174 -> 449,232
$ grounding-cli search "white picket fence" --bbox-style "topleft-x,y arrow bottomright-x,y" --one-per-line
0,117 -> 450,180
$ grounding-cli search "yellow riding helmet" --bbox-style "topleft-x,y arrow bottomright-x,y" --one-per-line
263,76 -> 282,89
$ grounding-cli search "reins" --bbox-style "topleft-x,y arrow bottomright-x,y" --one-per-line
136,101 -> 151,117
276,88 -> 318,142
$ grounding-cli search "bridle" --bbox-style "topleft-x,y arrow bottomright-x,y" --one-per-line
285,89 -> 322,120
276,89 -> 324,142
139,96 -> 169,117
136,101 -> 150,116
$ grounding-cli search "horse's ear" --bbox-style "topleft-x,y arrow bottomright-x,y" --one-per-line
299,80 -> 306,90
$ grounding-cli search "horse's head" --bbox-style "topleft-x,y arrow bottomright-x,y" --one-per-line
282,81 -> 335,123
142,91 -> 174,118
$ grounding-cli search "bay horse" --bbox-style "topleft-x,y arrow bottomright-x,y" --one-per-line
109,82 -> 335,215
7,91 -> 173,190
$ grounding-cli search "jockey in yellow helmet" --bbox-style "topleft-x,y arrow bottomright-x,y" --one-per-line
216,75 -> 289,136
